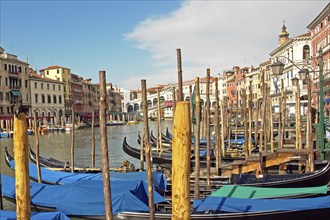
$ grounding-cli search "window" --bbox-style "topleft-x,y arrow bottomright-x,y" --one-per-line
47,70 -> 49,75
48,95 -> 51,103
35,94 -> 38,103
0,92 -> 3,101
25,80 -> 28,88
35,82 -> 37,89
6,92 -> 9,101
18,67 -> 22,72
57,69 -> 59,74
5,77 -> 8,86
42,95 -> 45,103
4,64 -> 7,71
58,85 -> 61,91
53,85 -> 55,90
59,95 -> 62,104
41,83 -> 43,89
47,84 -> 49,90
26,94 -> 28,102
53,95 -> 57,104
303,45 -> 310,60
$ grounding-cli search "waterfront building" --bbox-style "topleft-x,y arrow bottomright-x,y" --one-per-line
107,83 -> 124,120
29,69 -> 65,122
0,47 -> 31,118
39,65 -> 72,115
269,23 -> 311,116
71,73 -> 83,114
81,78 -> 99,114
307,3 -> 330,112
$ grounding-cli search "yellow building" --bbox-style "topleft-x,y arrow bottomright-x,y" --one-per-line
40,65 -> 72,114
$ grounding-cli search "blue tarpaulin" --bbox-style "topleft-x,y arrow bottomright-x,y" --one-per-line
7,159 -> 166,191
194,196 -> 330,213
0,210 -> 70,220
1,175 -> 166,216
324,97 -> 330,103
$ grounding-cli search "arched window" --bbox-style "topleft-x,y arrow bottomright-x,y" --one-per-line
303,45 -> 310,60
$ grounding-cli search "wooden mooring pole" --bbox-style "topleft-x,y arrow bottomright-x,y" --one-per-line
176,48 -> 183,102
141,79 -> 155,220
99,70 -> 113,219
71,103 -> 75,173
194,77 -> 201,199
206,69 -> 211,189
91,109 -> 95,167
172,101 -> 191,220
14,112 -> 31,219
157,87 -> 163,154
214,77 -> 221,174
34,110 -> 42,182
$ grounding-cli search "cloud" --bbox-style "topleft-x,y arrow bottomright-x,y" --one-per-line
124,1 -> 327,89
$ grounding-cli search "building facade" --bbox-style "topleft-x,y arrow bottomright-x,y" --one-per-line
0,47 -> 31,118
29,70 -> 65,122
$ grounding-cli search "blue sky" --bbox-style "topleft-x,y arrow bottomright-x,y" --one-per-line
1,1 -> 328,90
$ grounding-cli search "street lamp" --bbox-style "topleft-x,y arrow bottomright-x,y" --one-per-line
270,47 -> 327,160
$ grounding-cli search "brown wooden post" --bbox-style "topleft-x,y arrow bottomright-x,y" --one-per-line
235,91 -> 239,148
220,99 -> 226,156
270,95 -> 274,153
91,109 -> 95,167
71,103 -> 75,173
172,102 -> 191,220
71,102 -> 75,173
296,83 -> 302,149
261,70 -> 267,152
173,87 -> 176,114
157,87 -> 163,154
141,79 -> 155,220
177,48 -> 183,102
248,80 -> 253,156
99,71 -> 113,219
254,101 -> 259,148
214,77 -> 221,174
307,78 -> 314,172
242,89 -> 248,159
206,69 -> 211,189
34,111 -> 41,183
202,106 -> 206,139
228,101 -> 233,148
194,77 -> 201,199
14,112 -> 30,219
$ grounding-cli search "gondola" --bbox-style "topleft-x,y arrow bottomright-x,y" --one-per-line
0,210 -> 70,220
123,138 -> 330,188
1,174 -> 166,218
29,147 -> 69,169
117,195 -> 330,220
5,148 -> 167,190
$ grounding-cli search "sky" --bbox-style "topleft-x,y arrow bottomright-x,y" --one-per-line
1,1 -> 328,91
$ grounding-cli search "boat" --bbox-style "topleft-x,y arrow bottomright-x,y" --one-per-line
127,120 -> 140,125
28,147 -> 70,169
0,128 -> 13,138
0,210 -> 70,220
209,184 -> 329,199
6,148 -> 167,191
118,196 -> 330,219
230,161 -> 330,188
106,120 -> 126,126
123,137 -> 172,169
1,174 -> 166,217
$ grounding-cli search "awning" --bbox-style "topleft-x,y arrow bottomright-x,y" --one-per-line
10,90 -> 21,96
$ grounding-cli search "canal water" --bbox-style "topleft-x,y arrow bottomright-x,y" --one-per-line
0,119 -> 173,210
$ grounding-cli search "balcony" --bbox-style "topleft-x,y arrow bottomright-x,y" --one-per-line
9,85 -> 20,90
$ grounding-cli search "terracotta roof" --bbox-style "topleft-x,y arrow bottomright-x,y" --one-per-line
294,32 -> 311,38
39,65 -> 69,71
29,73 -> 64,83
